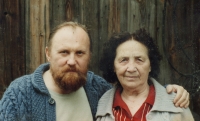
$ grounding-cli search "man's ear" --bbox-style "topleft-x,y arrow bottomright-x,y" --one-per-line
45,47 -> 50,62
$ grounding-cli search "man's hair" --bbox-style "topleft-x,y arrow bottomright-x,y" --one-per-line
47,21 -> 92,52
99,28 -> 162,84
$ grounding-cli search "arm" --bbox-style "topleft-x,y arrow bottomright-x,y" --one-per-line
0,88 -> 18,121
166,84 -> 189,108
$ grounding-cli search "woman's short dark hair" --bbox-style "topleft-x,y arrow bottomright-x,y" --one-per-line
99,28 -> 162,84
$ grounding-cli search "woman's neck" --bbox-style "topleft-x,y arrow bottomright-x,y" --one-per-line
120,84 -> 150,116
121,84 -> 150,102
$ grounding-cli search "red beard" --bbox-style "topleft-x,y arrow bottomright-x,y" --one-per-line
51,66 -> 86,93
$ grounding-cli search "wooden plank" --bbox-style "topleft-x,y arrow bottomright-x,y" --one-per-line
84,0 -> 101,74
127,0 -> 156,35
25,0 -> 30,73
99,0 -> 110,41
0,0 -> 25,97
27,0 -> 49,73
127,0 -> 140,32
155,0 -> 172,84
71,0 -> 81,22
49,0 -> 67,28
108,0 -> 120,38
97,0 -> 110,75
65,0 -> 74,21
119,0 -> 128,32
147,0 -> 157,37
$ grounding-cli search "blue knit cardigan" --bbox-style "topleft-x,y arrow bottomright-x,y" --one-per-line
0,63 -> 112,121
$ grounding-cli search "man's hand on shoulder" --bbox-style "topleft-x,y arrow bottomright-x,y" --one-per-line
166,84 -> 189,108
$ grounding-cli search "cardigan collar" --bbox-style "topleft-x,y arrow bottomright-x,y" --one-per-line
31,63 -> 50,95
150,78 -> 183,112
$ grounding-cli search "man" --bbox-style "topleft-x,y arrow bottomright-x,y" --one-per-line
0,22 -> 189,121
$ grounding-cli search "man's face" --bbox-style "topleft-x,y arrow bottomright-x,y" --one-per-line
46,26 -> 91,93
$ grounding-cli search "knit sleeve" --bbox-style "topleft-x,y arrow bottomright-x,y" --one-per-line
0,76 -> 31,121
92,74 -> 112,98
0,86 -> 19,121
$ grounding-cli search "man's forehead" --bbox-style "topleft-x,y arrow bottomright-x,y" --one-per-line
52,26 -> 88,40
56,26 -> 78,35
51,26 -> 90,47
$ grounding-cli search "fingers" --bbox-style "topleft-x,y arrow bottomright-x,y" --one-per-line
183,98 -> 190,108
166,84 -> 175,94
174,90 -> 190,108
174,88 -> 189,107
172,85 -> 184,103
181,95 -> 190,108
166,84 -> 190,108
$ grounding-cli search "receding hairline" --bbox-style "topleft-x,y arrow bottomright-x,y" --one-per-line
47,21 -> 90,50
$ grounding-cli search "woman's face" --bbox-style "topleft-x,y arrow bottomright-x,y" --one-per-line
114,40 -> 151,91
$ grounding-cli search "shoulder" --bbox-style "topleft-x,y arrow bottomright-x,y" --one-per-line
0,74 -> 33,120
150,78 -> 180,111
98,87 -> 116,103
4,74 -> 33,94
0,74 -> 33,102
96,87 -> 116,119
150,78 -> 194,120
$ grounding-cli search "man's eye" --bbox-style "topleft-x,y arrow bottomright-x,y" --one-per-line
60,51 -> 68,54
76,51 -> 84,55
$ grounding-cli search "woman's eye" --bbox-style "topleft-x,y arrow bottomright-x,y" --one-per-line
137,58 -> 143,62
120,58 -> 127,63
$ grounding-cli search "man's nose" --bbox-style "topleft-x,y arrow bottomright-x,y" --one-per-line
67,54 -> 76,66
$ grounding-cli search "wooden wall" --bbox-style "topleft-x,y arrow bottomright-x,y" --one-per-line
0,0 -> 25,96
0,0 -> 200,118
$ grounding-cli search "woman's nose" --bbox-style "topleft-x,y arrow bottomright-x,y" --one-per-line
126,62 -> 137,72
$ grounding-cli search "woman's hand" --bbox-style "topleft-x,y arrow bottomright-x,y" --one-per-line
166,84 -> 189,108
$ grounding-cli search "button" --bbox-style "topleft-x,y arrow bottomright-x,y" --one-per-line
48,98 -> 55,105
162,113 -> 168,120
147,114 -> 152,120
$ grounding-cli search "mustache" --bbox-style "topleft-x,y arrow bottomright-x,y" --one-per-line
61,66 -> 87,77
62,67 -> 78,73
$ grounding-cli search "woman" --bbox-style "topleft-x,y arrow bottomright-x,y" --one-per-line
96,29 -> 194,121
